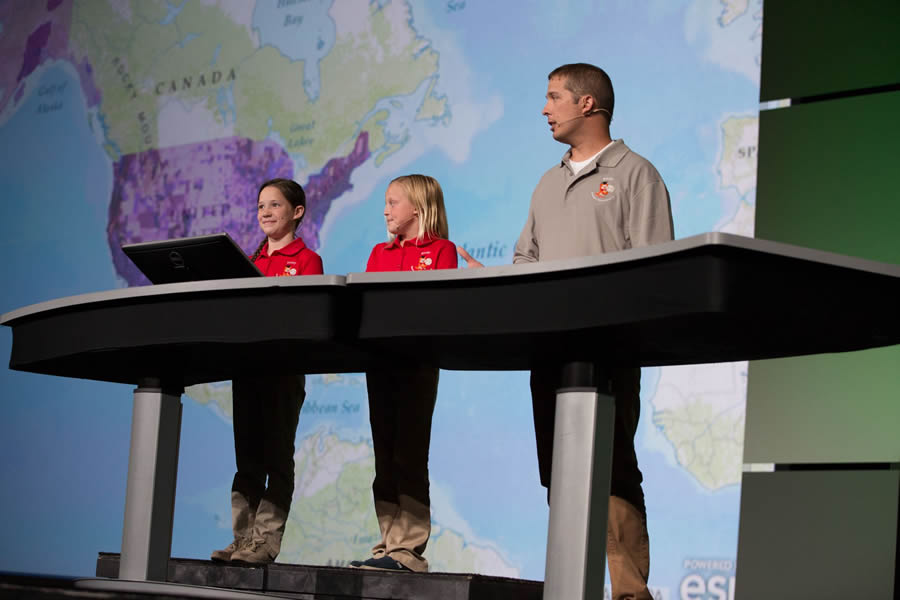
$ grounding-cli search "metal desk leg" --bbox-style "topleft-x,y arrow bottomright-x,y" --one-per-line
543,364 -> 614,600
119,379 -> 183,581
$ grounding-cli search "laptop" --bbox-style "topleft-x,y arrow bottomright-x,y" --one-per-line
122,232 -> 262,284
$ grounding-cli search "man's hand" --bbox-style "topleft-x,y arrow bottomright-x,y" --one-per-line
456,245 -> 484,268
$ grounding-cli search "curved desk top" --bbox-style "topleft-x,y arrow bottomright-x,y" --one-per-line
1,274 -> 360,385
4,233 -> 899,384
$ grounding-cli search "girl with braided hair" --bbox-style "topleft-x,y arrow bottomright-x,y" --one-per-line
211,178 -> 322,564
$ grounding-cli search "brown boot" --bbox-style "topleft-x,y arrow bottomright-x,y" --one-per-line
211,491 -> 257,561
211,539 -> 244,562
230,537 -> 273,564
231,498 -> 288,564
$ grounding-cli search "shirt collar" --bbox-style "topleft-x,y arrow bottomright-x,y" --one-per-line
261,236 -> 307,258
559,139 -> 628,171
384,232 -> 439,250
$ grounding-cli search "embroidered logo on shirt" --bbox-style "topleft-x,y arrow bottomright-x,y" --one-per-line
592,179 -> 616,201
412,254 -> 434,271
279,261 -> 298,276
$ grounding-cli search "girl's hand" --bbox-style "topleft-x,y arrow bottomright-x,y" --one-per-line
456,245 -> 484,269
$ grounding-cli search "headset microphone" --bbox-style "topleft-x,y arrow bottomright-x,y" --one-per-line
389,213 -> 418,233
553,108 -> 609,127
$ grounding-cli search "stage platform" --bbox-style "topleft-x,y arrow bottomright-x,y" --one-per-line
87,553 -> 544,599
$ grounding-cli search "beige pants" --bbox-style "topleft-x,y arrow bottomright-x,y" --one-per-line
365,367 -> 439,572
531,366 -> 650,596
607,495 -> 652,600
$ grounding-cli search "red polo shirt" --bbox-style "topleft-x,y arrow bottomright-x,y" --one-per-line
253,236 -> 324,277
366,234 -> 458,273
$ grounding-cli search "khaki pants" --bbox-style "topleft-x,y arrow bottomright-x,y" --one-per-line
231,374 -> 305,556
365,367 -> 438,572
531,366 -> 651,600
607,495 -> 651,600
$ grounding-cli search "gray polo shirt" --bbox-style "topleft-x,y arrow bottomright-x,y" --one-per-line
514,139 -> 674,263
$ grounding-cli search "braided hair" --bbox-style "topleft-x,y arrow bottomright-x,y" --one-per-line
251,178 -> 306,262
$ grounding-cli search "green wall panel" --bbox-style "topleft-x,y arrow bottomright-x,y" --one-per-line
746,347 -> 900,463
755,91 -> 900,264
760,0 -> 900,101
749,91 -> 900,464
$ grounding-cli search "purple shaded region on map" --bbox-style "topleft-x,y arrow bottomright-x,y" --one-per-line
17,23 -> 53,82
108,137 -> 293,286
297,131 -> 370,254
74,56 -> 101,107
108,133 -> 370,286
0,1 -> 74,115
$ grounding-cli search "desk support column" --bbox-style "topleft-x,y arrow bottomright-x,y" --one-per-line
119,379 -> 183,581
544,362 -> 614,600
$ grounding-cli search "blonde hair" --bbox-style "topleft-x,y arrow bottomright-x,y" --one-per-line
388,174 -> 449,240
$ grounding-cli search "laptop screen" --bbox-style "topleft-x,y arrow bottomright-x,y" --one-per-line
122,233 -> 262,284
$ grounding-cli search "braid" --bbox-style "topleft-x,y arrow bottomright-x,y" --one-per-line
250,237 -> 267,263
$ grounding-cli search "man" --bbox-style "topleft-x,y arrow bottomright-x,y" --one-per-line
461,63 -> 673,600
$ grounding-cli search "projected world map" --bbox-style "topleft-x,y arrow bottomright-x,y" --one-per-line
0,1 -> 762,596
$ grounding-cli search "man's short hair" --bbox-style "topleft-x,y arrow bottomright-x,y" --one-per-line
549,63 -> 614,123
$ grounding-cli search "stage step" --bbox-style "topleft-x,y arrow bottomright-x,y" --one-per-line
96,554 -> 543,600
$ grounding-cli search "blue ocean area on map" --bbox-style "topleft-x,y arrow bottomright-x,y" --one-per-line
0,63 -> 124,572
252,0 -> 335,101
0,64 -> 113,307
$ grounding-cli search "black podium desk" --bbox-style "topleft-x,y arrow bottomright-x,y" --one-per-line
2,274 -> 360,385
4,233 -> 900,599
348,232 -> 899,369
6,232 -> 898,378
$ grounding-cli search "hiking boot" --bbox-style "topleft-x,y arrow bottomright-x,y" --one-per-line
210,538 -> 244,562
212,490 -> 258,562
231,538 -> 274,565
246,498 -> 288,560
